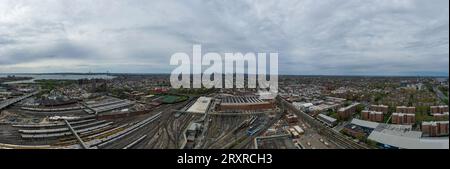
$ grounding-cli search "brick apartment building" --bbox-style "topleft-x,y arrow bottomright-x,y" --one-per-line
391,113 -> 415,125
361,110 -> 384,122
422,121 -> 449,137
396,106 -> 416,114
370,105 -> 389,114
430,105 -> 449,114
338,103 -> 360,120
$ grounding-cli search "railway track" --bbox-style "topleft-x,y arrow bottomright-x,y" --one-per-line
206,116 -> 252,149
278,97 -> 370,149
318,128 -> 363,149
175,114 -> 195,148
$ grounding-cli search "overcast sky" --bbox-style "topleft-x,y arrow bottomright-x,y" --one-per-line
0,0 -> 448,76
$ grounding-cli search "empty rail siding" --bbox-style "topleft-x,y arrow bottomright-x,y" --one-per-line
100,103 -> 187,149
175,114 -> 196,148
151,110 -> 193,149
319,128 -> 364,149
164,112 -> 178,148
93,112 -> 162,148
123,135 -> 147,149
181,115 -> 196,139
162,111 -> 183,149
120,121 -> 161,149
145,114 -> 179,149
206,116 -> 248,149
105,114 -> 163,149
140,106 -> 187,148
204,116 -> 228,148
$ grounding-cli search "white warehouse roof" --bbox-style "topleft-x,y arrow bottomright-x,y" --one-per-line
318,114 -> 337,123
350,119 -> 380,129
368,131 -> 448,149
187,97 -> 212,114
367,123 -> 448,149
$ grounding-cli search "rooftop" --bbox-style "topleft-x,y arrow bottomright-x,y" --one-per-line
367,123 -> 450,149
338,103 -> 360,111
350,119 -> 380,129
392,113 -> 416,116
318,114 -> 337,123
422,121 -> 449,125
187,97 -> 212,113
221,96 -> 267,105
368,131 -> 448,149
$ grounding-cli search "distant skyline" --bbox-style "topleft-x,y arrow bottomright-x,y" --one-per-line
0,0 -> 449,76
1,72 -> 448,78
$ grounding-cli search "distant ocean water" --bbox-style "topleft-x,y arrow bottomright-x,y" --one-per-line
0,74 -> 116,84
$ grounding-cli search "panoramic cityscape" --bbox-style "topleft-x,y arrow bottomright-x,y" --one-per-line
0,74 -> 448,149
0,0 -> 449,151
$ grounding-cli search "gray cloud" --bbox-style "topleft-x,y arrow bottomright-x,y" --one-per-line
0,0 -> 448,76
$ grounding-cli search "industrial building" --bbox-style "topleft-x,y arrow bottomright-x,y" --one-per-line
342,119 -> 378,139
349,119 -> 381,129
187,97 -> 212,114
317,114 -> 337,127
339,118 -> 449,149
343,119 -> 448,149
421,121 -> 449,137
309,103 -> 340,115
292,102 -> 313,111
293,101 -> 341,116
368,124 -> 448,149
217,96 -> 274,111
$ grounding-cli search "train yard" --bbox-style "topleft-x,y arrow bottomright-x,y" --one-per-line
0,93 -> 358,149
1,85 -> 372,149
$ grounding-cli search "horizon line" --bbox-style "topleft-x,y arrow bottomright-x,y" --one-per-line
1,72 -> 448,78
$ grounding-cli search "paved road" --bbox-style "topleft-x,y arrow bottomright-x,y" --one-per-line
434,86 -> 448,103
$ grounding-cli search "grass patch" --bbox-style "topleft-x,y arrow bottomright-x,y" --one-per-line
159,95 -> 188,104
383,112 -> 392,123
415,112 -> 435,123
439,86 -> 448,97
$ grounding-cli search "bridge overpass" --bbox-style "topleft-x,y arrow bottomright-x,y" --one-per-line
0,92 -> 38,111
